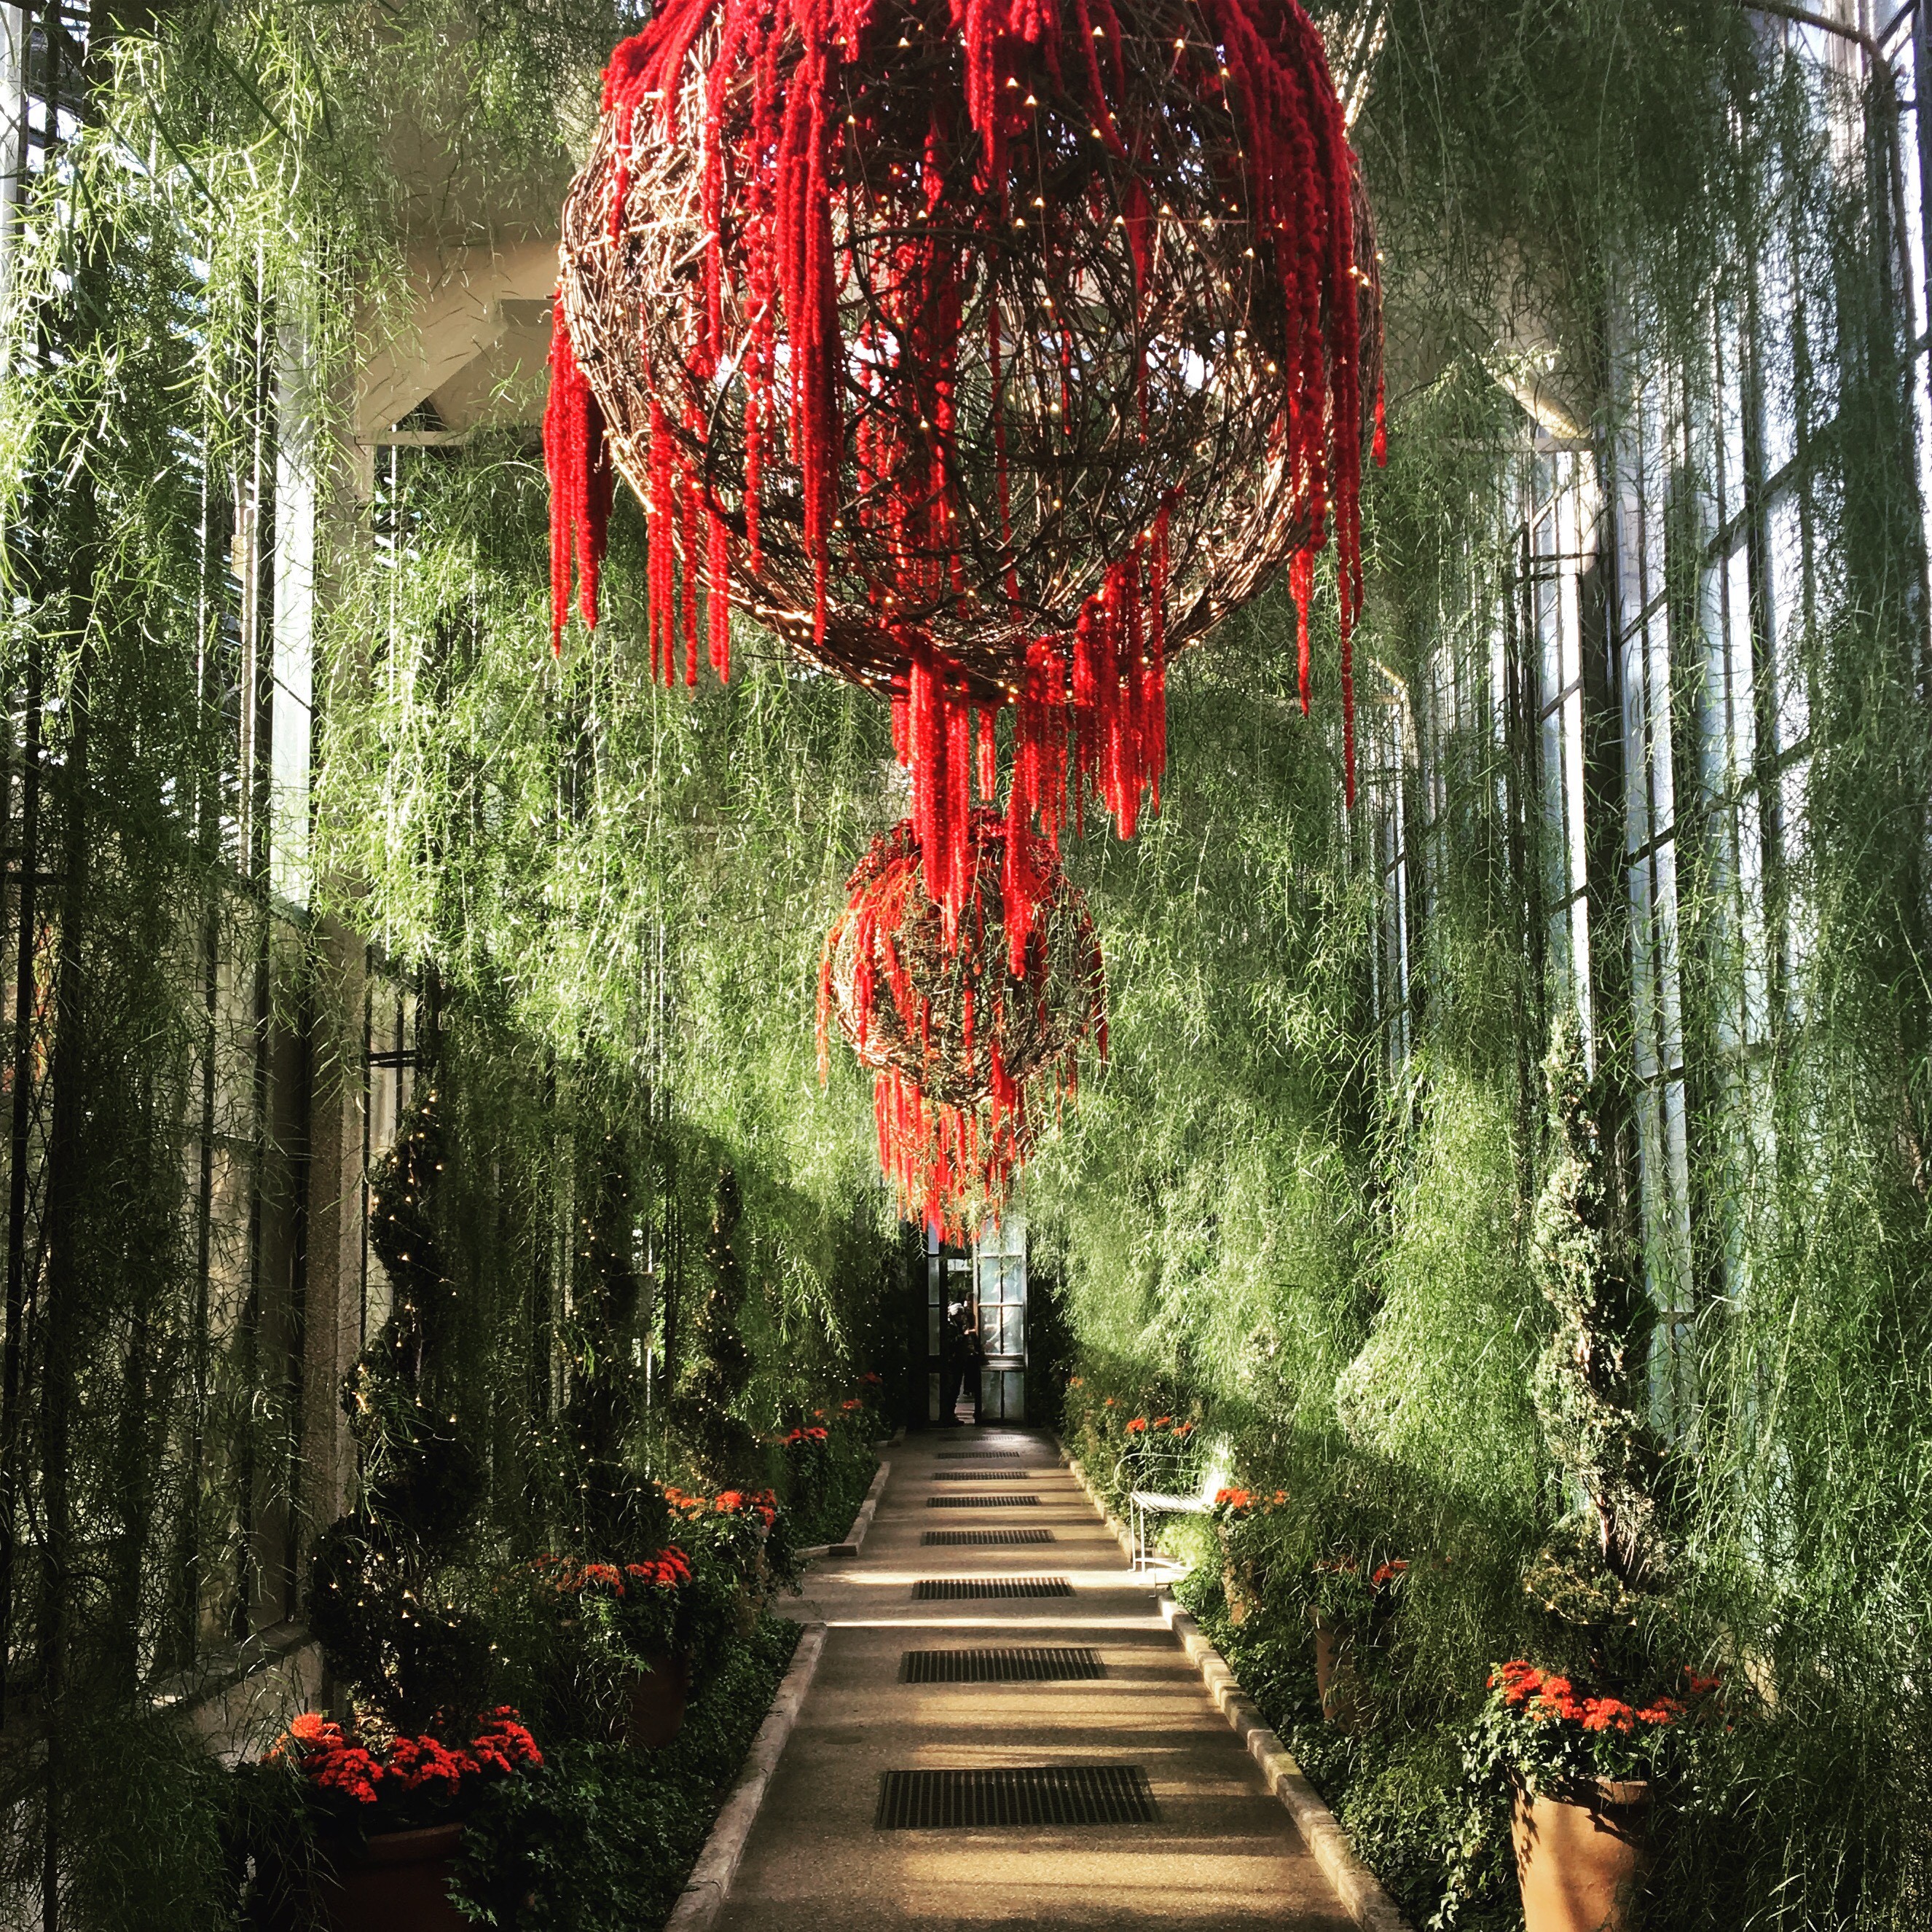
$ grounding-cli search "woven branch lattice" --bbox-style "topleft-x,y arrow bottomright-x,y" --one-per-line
817,811 -> 1105,1232
548,0 -> 1383,932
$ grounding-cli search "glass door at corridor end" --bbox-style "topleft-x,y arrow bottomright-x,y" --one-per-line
974,1214 -> 1026,1422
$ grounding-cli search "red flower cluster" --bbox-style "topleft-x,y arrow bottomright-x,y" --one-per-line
841,1398 -> 865,1413
1370,1560 -> 1410,1589
1492,1661 -> 1689,1732
533,1550 -> 693,1598
664,1485 -> 778,1528
279,1708 -> 541,1809
785,1426 -> 830,1446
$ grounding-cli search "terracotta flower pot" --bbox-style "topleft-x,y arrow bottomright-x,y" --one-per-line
624,1651 -> 692,1748
730,1577 -> 760,1640
1310,1610 -> 1359,1730
1223,1557 -> 1256,1626
316,1822 -> 466,1932
1510,1778 -> 1650,1932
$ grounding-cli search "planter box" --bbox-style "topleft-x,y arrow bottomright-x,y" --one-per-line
317,1822 -> 465,1932
1310,1609 -> 1359,1731
1511,1778 -> 1649,1932
624,1650 -> 692,1748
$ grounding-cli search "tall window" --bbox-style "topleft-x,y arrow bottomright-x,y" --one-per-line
1527,451 -> 1600,1057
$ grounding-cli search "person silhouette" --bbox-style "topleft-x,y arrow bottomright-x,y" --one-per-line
938,1296 -> 968,1424
959,1296 -> 986,1424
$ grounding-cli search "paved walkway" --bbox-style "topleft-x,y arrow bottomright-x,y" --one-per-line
718,1424 -> 1356,1932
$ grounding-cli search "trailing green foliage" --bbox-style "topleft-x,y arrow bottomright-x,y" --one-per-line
1,1 -> 1931,1929
452,1616 -> 804,1931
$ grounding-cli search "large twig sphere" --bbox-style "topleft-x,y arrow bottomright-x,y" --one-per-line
817,811 -> 1105,1233
548,0 -> 1383,930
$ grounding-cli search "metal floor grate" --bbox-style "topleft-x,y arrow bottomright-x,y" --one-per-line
913,1575 -> 1072,1600
901,1646 -> 1105,1684
876,1764 -> 1157,1829
925,1493 -> 1040,1507
937,1450 -> 1026,1459
922,1528 -> 1054,1546
932,1469 -> 1034,1480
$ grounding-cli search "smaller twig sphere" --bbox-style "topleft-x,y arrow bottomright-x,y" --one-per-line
818,811 -> 1105,1232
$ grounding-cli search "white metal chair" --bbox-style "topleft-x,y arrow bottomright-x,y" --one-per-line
1118,1438 -> 1225,1573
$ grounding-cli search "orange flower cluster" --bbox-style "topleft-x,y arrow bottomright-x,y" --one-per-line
667,1484 -> 782,1529
1492,1661 -> 1690,1732
785,1425 -> 830,1446
278,1708 -> 541,1808
1124,1416 -> 1148,1436
1214,1486 -> 1287,1515
1370,1560 -> 1410,1589
841,1397 -> 865,1413
533,1550 -> 693,1597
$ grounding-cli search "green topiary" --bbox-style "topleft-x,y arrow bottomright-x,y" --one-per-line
1525,1017 -> 1675,1629
674,1168 -> 759,1489
308,1085 -> 490,1731
559,1135 -> 669,1556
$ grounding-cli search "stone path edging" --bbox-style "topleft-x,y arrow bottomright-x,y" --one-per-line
1059,1444 -> 1411,1932
663,1621 -> 829,1932
797,1456 -> 891,1561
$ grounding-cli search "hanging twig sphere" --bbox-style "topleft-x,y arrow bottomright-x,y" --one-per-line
547,0 -> 1384,928
817,810 -> 1105,1233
